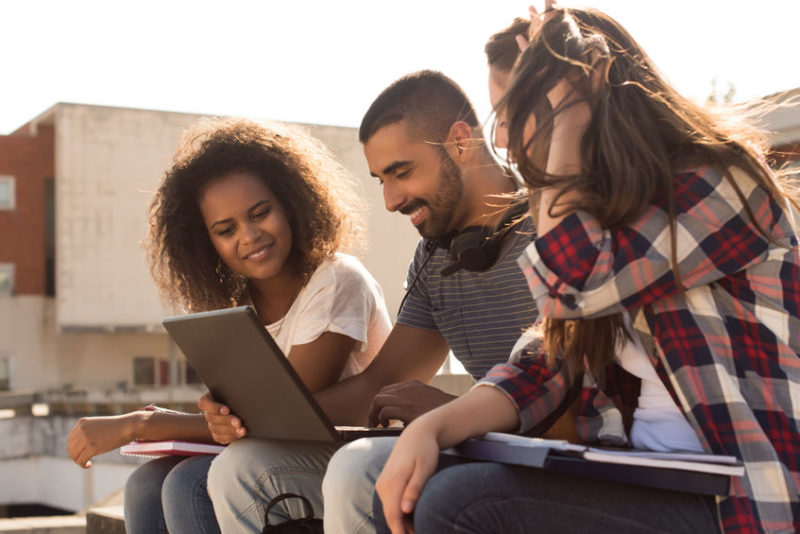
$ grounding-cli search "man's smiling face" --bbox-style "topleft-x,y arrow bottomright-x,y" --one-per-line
364,121 -> 463,240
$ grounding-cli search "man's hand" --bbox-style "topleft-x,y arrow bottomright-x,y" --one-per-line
197,392 -> 246,444
367,380 -> 456,427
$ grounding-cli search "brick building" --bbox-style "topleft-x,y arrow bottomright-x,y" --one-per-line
0,122 -> 54,299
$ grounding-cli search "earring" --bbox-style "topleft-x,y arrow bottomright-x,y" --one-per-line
215,258 -> 226,282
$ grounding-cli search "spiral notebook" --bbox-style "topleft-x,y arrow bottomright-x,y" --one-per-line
162,306 -> 401,442
121,440 -> 226,458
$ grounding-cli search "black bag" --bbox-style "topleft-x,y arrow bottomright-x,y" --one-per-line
261,493 -> 324,534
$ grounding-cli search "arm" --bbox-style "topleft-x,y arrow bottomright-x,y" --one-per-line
314,323 -> 450,426
288,331 -> 355,394
366,378 -> 458,428
524,166 -> 776,320
377,333 -> 580,532
375,386 -> 519,534
67,411 -> 211,468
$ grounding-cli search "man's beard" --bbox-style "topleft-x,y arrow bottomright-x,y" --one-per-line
409,149 -> 463,240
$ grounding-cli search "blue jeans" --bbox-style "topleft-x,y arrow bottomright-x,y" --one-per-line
374,461 -> 720,534
124,455 -> 220,534
322,436 -> 396,534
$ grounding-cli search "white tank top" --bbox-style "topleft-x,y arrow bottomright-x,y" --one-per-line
614,314 -> 704,452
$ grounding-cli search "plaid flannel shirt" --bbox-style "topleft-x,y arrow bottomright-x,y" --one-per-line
477,164 -> 800,533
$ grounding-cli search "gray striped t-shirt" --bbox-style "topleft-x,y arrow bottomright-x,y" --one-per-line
397,215 -> 539,380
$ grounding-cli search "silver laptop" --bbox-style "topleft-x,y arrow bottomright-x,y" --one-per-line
163,305 -> 401,442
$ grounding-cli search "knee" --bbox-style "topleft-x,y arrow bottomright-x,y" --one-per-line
163,455 -> 212,500
124,457 -> 181,511
412,470 -> 450,524
207,439 -> 250,502
207,438 -> 288,502
410,468 -> 468,532
322,443 -> 354,503
323,437 -> 396,503
208,439 -> 256,481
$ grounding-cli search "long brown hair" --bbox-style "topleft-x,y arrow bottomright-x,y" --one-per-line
147,118 -> 365,312
485,17 -> 530,73
501,7 -> 799,377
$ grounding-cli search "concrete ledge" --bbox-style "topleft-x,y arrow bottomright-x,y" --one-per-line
0,515 -> 85,534
85,506 -> 125,534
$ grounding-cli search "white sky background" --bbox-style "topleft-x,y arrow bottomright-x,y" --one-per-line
2,0 -> 799,135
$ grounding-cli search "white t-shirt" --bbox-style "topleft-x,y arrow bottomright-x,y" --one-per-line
265,253 -> 391,380
615,313 -> 704,452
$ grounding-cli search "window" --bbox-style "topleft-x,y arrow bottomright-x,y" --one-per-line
133,357 -> 156,386
133,356 -> 170,386
0,357 -> 10,391
0,176 -> 15,210
0,264 -> 13,296
185,362 -> 203,385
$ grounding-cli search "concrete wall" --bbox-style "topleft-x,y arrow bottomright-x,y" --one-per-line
53,105 -> 201,330
0,415 -> 142,513
0,457 -> 138,513
0,297 -> 55,391
0,296 -> 173,391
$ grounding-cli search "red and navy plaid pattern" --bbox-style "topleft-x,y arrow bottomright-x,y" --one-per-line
478,164 -> 800,533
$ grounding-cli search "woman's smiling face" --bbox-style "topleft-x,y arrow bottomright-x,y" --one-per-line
198,170 -> 294,283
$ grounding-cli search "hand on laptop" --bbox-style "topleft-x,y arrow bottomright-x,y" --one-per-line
198,392 -> 247,444
368,380 -> 457,428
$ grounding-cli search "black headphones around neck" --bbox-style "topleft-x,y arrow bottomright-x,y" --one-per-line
436,199 -> 528,276
396,197 -> 528,315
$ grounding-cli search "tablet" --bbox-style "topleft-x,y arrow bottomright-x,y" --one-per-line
163,305 -> 400,442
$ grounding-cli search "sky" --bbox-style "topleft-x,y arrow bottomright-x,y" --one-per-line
2,0 -> 799,135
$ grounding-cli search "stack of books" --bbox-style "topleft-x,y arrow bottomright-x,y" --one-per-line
443,432 -> 744,496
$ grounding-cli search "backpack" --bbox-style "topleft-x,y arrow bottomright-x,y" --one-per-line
261,493 -> 324,534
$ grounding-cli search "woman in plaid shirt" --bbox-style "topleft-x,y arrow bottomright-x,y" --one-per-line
374,6 -> 799,534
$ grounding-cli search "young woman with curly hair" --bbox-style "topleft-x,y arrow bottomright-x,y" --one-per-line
67,118 -> 391,534
374,6 -> 799,534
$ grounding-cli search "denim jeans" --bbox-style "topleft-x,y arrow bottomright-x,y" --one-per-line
374,460 -> 721,534
322,436 -> 397,534
123,455 -> 219,534
206,437 -> 342,533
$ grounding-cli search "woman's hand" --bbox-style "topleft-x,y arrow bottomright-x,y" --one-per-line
375,386 -> 520,533
375,419 -> 441,534
197,392 -> 246,444
67,413 -> 140,468
517,1 -> 558,50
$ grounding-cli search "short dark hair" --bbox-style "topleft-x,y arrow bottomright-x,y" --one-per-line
359,70 -> 479,145
485,17 -> 530,72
